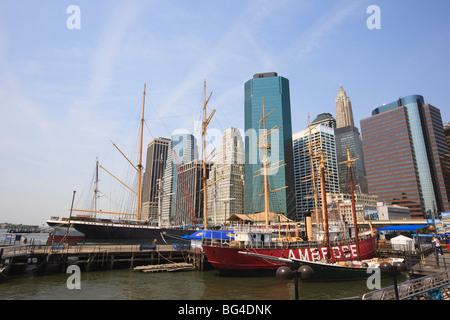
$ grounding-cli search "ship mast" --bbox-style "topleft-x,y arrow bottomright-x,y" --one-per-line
261,98 -> 271,232
94,159 -> 99,218
69,85 -> 147,220
254,97 -> 285,232
318,152 -> 331,260
136,83 -> 146,221
202,80 -> 214,230
307,113 -> 320,238
340,148 -> 361,260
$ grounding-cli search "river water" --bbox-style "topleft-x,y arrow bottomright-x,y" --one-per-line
0,229 -> 406,300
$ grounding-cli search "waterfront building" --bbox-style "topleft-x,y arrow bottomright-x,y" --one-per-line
331,202 -> 377,230
292,124 -> 340,220
334,85 -> 369,194
376,202 -> 411,220
141,137 -> 170,222
207,127 -> 245,225
327,193 -> 379,207
244,72 -> 296,220
160,133 -> 199,225
360,95 -> 450,219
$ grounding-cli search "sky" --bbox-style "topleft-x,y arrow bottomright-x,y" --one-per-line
0,0 -> 449,225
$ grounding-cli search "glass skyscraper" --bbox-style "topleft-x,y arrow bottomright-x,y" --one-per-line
244,72 -> 296,220
361,95 -> 450,219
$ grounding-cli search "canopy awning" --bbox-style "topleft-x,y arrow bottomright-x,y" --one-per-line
378,225 -> 428,232
181,230 -> 235,240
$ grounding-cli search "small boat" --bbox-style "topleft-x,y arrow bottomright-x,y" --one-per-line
239,251 -> 404,281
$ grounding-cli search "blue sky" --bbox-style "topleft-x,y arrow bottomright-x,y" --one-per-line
1,0 -> 449,225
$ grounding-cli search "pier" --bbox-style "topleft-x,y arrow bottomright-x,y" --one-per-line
0,243 -> 207,276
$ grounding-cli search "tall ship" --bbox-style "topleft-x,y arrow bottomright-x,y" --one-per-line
47,83 -> 216,244
202,101 -> 379,277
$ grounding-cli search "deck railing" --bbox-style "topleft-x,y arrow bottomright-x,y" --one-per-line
362,270 -> 450,300
202,235 -> 374,250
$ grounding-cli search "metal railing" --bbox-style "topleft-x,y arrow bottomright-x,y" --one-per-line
405,248 -> 450,273
202,235 -> 374,250
0,245 -> 30,259
362,270 -> 450,300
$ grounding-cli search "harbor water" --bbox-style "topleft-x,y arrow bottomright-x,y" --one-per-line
0,229 -> 406,300
0,267 -> 406,300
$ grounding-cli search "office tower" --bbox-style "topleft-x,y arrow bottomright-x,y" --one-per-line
293,124 -> 340,220
174,160 -> 209,225
207,128 -> 245,225
335,84 -> 355,128
445,123 -> 450,152
360,95 -> 450,219
334,85 -> 368,194
141,137 -> 170,222
311,113 -> 336,129
160,133 -> 199,225
244,72 -> 296,219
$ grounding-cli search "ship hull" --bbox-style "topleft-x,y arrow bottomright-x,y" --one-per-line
46,226 -> 85,244
47,219 -> 194,244
70,220 -> 193,244
202,236 -> 378,277
285,259 -> 392,281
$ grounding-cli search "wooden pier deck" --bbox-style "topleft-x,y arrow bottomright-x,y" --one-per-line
0,244 -> 206,276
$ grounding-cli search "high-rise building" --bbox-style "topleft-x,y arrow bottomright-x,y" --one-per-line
160,133 -> 198,225
335,84 -> 354,128
293,124 -> 340,220
360,95 -> 450,219
174,160 -> 210,225
207,127 -> 245,225
445,123 -> 450,153
334,85 -> 368,194
141,137 -> 170,222
244,72 -> 296,220
311,113 -> 336,129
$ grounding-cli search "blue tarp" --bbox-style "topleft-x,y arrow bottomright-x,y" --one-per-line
181,230 -> 235,240
378,225 -> 428,232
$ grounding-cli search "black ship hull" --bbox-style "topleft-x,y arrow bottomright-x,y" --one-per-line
47,219 -> 195,244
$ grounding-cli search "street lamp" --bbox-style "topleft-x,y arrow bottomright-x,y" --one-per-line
276,265 -> 315,300
379,261 -> 407,300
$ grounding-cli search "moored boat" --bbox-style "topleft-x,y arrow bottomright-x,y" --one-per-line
46,83 -> 213,244
202,102 -> 380,279
202,229 -> 378,276
239,250 -> 404,281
